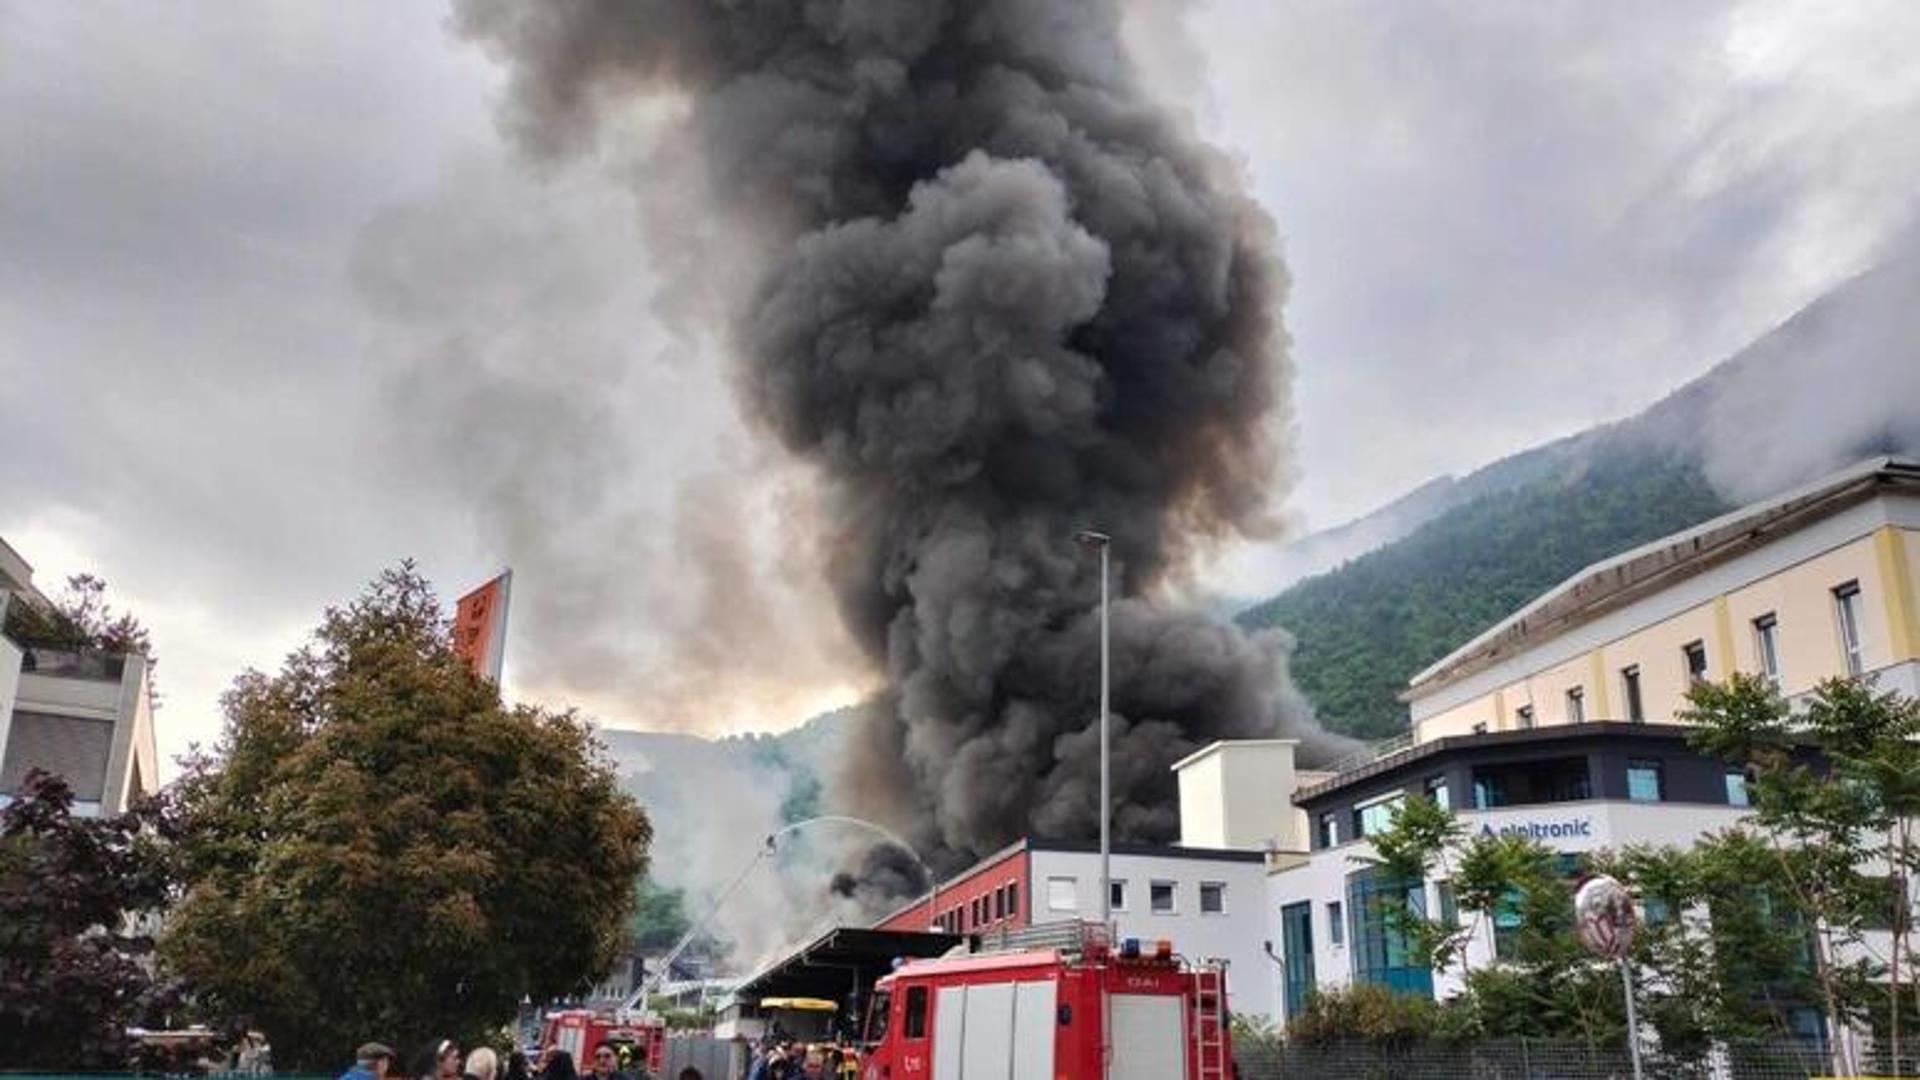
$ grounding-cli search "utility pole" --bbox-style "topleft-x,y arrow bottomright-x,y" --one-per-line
1074,530 -> 1113,932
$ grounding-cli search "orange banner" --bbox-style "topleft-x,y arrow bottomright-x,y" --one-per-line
453,570 -> 512,682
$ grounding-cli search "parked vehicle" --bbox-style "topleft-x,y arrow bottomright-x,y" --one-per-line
539,1009 -> 667,1078
860,927 -> 1229,1079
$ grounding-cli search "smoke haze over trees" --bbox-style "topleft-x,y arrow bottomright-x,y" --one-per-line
1242,239 -> 1920,739
456,0 -> 1354,869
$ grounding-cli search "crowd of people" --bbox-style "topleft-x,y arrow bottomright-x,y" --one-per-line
742,1038 -> 861,1080
337,1039 -> 708,1080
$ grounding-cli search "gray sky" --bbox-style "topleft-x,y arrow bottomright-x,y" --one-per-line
5,0 -> 1918,776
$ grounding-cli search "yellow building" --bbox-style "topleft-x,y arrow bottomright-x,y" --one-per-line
1407,457 -> 1920,744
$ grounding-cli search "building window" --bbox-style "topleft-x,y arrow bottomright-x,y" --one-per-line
1150,881 -> 1176,914
993,886 -> 1006,920
1355,792 -> 1405,838
1753,613 -> 1782,689
1046,876 -> 1078,912
1347,868 -> 1432,995
974,896 -> 986,925
1566,687 -> 1585,724
1683,640 -> 1709,684
1006,881 -> 1019,919
1109,879 -> 1127,912
904,986 -> 929,1039
1200,882 -> 1226,915
1834,581 -> 1864,675
1725,770 -> 1751,808
1318,812 -> 1340,848
1642,896 -> 1673,928
1327,901 -> 1345,946
1280,902 -> 1316,1020
1627,759 -> 1665,802
1473,756 -> 1591,808
1621,666 -> 1645,723
1493,886 -> 1525,960
1435,881 -> 1459,928
1515,705 -> 1535,730
1424,774 -> 1451,811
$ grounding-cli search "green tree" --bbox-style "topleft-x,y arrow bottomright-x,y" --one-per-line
163,563 -> 651,1069
0,770 -> 180,1070
3,572 -> 151,656
1239,453 -> 1728,738
1684,674 -> 1920,1074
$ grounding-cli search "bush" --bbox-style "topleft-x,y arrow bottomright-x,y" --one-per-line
1286,984 -> 1444,1048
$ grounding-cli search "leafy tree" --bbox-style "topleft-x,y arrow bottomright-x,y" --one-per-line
4,572 -> 152,656
1684,674 -> 1920,1074
0,770 -> 180,1070
631,875 -> 694,953
162,563 -> 651,1070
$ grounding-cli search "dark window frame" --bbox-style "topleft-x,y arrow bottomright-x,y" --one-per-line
903,985 -> 929,1040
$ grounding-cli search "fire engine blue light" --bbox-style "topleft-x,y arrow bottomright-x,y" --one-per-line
1120,937 -> 1142,958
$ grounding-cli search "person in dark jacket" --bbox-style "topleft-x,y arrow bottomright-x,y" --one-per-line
584,1042 -> 633,1080
541,1049 -> 578,1080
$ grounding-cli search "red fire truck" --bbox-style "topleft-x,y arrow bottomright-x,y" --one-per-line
860,926 -> 1230,1080
538,1010 -> 667,1078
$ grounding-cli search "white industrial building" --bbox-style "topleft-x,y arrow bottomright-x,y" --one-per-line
1261,457 -> 1920,1047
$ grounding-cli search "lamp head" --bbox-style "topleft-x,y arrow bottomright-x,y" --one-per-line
1073,529 -> 1110,547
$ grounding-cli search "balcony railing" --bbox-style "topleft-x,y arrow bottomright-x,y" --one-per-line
18,646 -> 127,681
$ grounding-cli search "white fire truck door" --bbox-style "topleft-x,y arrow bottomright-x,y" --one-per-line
930,980 -> 1056,1080
1109,994 -> 1187,1080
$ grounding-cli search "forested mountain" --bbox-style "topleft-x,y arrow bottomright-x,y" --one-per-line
1239,452 -> 1729,738
1238,242 -> 1920,740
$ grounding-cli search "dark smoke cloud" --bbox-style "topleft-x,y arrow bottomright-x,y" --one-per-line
457,0 -> 1356,866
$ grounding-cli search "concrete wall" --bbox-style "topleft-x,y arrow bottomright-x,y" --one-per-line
1413,497 -> 1920,744
1175,740 -> 1310,852
1029,848 -> 1275,1020
0,636 -> 19,782
11,652 -> 156,814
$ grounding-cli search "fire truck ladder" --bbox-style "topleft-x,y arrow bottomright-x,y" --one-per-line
1192,965 -> 1229,1080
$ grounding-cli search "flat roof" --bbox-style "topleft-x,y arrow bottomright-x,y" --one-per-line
1027,837 -> 1265,863
1293,722 -> 1702,806
1169,738 -> 1299,773
872,835 -> 1267,927
1405,456 -> 1920,701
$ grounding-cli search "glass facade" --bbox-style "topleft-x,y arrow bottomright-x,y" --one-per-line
1280,901 -> 1316,1019
1347,868 -> 1433,995
1725,770 -> 1751,807
1355,793 -> 1404,838
1472,756 -> 1591,808
1627,759 -> 1664,802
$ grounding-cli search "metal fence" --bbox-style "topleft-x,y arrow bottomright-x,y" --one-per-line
660,1032 -> 733,1078
1232,1038 -> 1842,1080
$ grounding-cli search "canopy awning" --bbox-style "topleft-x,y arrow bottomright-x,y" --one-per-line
731,926 -> 961,1007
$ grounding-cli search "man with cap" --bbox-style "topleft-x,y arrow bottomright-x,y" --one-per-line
341,1042 -> 396,1080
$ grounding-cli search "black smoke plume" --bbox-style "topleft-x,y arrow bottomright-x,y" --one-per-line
457,0 -> 1357,869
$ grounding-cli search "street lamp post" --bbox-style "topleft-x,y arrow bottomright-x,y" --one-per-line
1074,530 -> 1112,932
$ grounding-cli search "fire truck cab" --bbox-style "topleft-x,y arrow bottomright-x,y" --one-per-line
860,929 -> 1229,1080
538,1010 -> 666,1078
